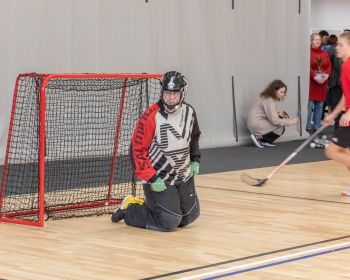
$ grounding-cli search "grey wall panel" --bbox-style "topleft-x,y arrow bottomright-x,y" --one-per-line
0,0 -> 311,161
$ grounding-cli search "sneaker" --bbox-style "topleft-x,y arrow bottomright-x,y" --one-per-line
341,189 -> 350,196
111,195 -> 144,222
306,129 -> 313,137
261,141 -> 275,147
250,134 -> 264,148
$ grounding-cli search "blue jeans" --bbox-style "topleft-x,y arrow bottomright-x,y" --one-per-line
306,100 -> 323,130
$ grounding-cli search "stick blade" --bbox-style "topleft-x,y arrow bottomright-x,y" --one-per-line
240,173 -> 267,187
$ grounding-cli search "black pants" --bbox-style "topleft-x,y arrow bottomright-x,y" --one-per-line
328,86 -> 343,129
333,126 -> 350,148
124,177 -> 200,232
261,127 -> 285,144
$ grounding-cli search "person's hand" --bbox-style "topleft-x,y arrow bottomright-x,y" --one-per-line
339,111 -> 350,127
150,178 -> 166,192
282,111 -> 290,118
189,162 -> 200,177
291,117 -> 299,125
323,114 -> 335,126
278,111 -> 289,119
323,73 -> 329,82
313,74 -> 324,84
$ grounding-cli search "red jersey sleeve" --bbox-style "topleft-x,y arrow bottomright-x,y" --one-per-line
131,103 -> 159,182
341,58 -> 350,111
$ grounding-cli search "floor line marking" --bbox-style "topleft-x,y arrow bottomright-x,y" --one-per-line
197,185 -> 350,205
203,245 -> 350,279
177,241 -> 350,280
141,235 -> 350,279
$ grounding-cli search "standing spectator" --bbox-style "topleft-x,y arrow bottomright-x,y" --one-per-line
323,31 -> 350,196
111,71 -> 201,231
247,80 -> 299,148
328,34 -> 343,129
328,34 -> 338,46
320,33 -> 338,119
306,33 -> 332,136
323,34 -> 339,119
319,30 -> 331,53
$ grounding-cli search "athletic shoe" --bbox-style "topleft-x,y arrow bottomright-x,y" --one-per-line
341,189 -> 350,196
111,195 -> 144,222
250,134 -> 264,148
261,141 -> 275,147
306,129 -> 314,137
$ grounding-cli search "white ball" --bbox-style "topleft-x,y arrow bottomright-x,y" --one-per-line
310,143 -> 316,148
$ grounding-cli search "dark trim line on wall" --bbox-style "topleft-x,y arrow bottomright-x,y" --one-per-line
297,76 -> 302,136
231,76 -> 238,142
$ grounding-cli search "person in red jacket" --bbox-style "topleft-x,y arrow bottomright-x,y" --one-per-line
111,71 -> 201,231
324,31 -> 350,196
306,33 -> 332,136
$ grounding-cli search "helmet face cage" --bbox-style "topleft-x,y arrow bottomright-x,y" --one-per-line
160,71 -> 188,113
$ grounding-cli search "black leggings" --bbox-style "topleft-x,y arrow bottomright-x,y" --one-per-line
124,177 -> 200,232
261,127 -> 285,144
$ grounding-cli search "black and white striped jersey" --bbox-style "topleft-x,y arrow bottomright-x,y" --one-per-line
131,100 -> 201,185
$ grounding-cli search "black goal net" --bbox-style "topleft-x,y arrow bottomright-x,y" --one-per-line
0,73 -> 162,226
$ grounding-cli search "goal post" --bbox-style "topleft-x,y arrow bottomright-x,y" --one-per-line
0,73 -> 162,227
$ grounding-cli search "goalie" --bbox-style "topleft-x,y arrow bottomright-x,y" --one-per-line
111,71 -> 201,231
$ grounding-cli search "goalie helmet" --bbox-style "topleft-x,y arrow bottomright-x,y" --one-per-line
160,71 -> 188,113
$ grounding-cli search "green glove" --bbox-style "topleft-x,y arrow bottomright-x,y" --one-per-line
150,177 -> 167,192
190,162 -> 200,177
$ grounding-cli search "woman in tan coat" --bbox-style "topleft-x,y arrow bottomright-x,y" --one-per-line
247,80 -> 299,148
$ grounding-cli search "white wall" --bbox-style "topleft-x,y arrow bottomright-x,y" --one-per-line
0,0 -> 311,162
311,0 -> 350,32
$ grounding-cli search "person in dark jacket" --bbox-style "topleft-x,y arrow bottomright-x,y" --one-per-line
327,37 -> 343,129
111,71 -> 201,231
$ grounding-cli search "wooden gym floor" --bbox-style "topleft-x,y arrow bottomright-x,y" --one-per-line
1,160 -> 350,279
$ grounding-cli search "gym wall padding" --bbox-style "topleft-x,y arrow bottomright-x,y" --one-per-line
0,0 -> 311,161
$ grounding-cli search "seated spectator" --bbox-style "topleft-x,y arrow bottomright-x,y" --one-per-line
247,80 -> 299,148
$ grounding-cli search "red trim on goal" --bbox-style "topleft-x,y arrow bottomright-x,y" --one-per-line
107,78 -> 128,199
0,217 -> 42,227
0,73 -> 162,227
0,76 -> 21,211
0,199 -> 122,227
44,73 -> 163,79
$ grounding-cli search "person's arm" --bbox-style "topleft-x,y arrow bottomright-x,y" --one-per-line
324,52 -> 332,76
262,98 -> 298,126
319,52 -> 332,84
131,104 -> 159,183
338,63 -> 350,126
310,51 -> 317,78
310,66 -> 317,79
189,109 -> 201,163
